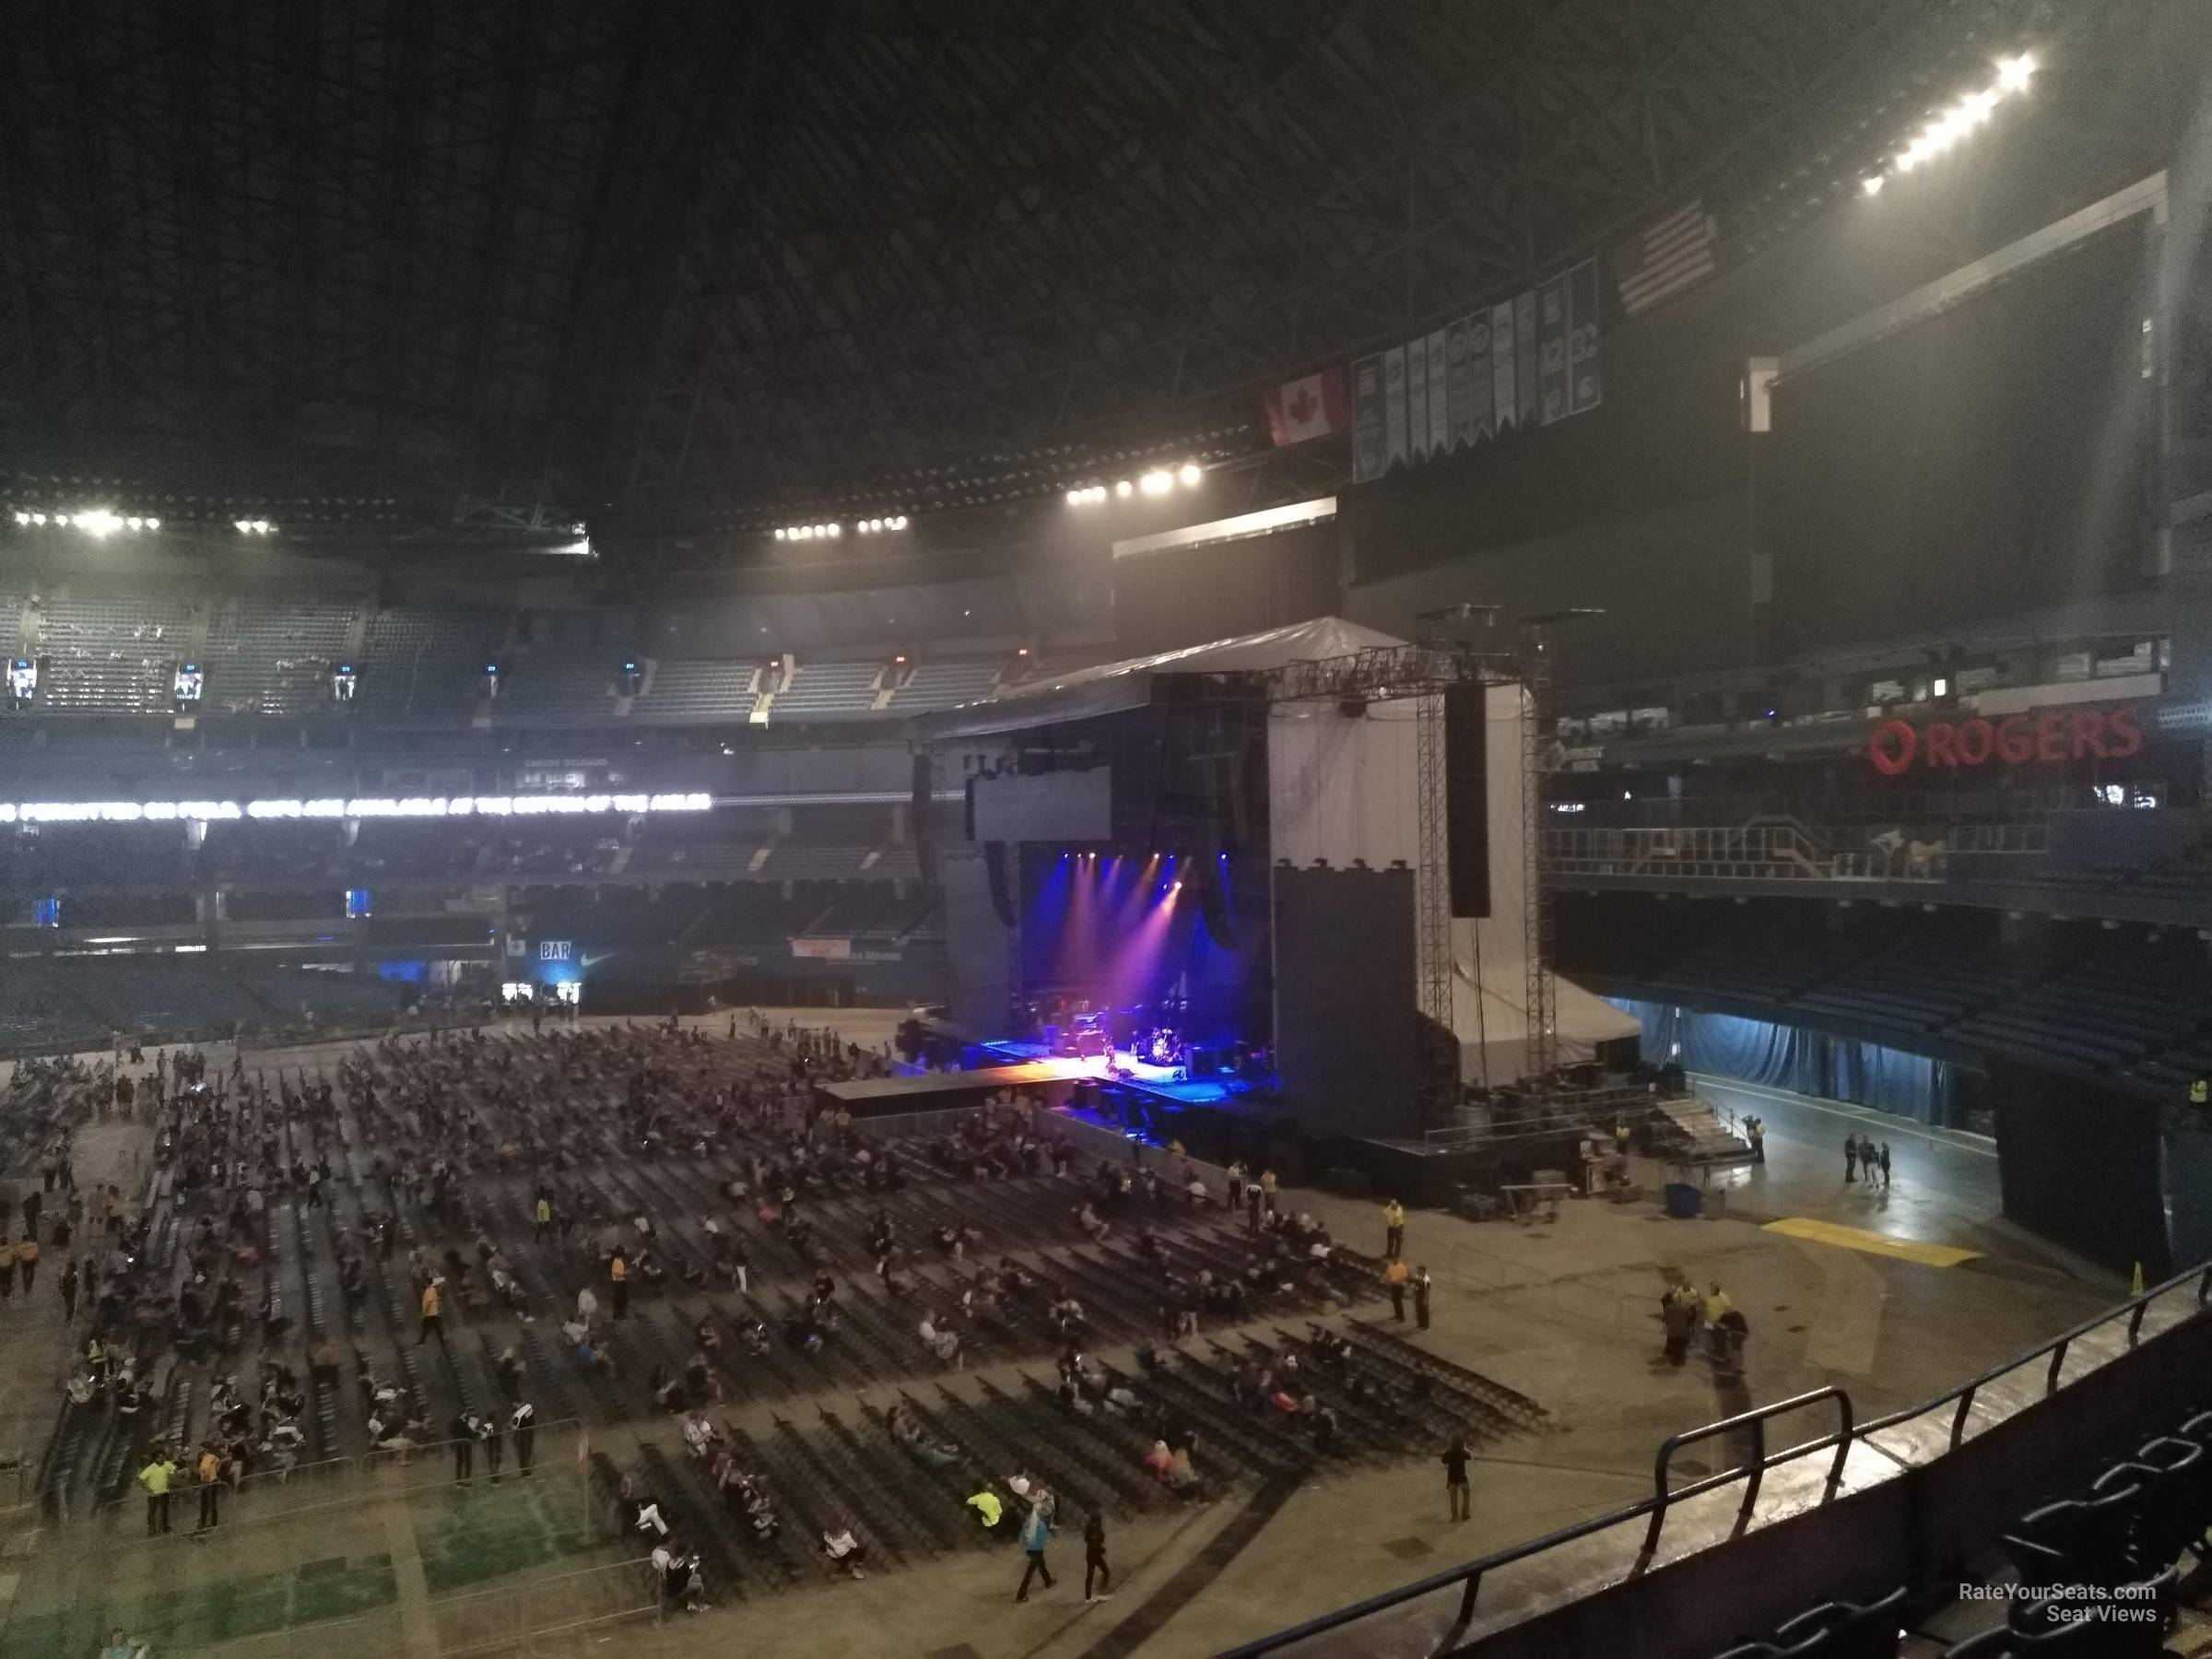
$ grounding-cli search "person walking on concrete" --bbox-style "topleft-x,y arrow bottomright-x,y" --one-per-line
609,1250 -> 629,1320
1259,1167 -> 1279,1216
1412,1265 -> 1433,1332
1441,1434 -> 1472,1522
418,1277 -> 445,1347
1877,1142 -> 1892,1190
1082,1510 -> 1113,1602
18,1230 -> 39,1295
1384,1258 -> 1409,1323
1843,1135 -> 1858,1183
1015,1500 -> 1056,1601
1381,1198 -> 1406,1259
1746,1116 -> 1765,1164
60,1257 -> 78,1323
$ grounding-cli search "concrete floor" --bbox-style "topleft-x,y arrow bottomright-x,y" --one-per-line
0,1036 -> 2147,1658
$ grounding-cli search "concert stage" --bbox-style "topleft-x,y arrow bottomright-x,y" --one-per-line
976,1037 -> 1271,1108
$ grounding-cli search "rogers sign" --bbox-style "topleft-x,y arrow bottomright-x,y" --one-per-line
1867,703 -> 2143,776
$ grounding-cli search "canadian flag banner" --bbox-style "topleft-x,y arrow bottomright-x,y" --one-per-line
1263,367 -> 1351,446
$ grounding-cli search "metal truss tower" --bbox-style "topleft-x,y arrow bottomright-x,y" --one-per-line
1413,688 -> 1456,1106
1519,625 -> 1560,1084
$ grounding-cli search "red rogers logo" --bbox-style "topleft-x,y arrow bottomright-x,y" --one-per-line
1867,705 -> 2143,776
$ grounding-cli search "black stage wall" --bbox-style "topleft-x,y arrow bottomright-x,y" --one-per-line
1275,865 -> 1419,1140
1112,520 -> 1340,659
940,846 -> 1016,1033
1990,1060 -> 2170,1277
1444,683 -> 1490,917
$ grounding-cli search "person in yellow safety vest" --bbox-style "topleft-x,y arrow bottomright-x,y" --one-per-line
535,1194 -> 553,1240
610,1249 -> 630,1320
1258,1169 -> 1278,1216
418,1277 -> 446,1347
138,1453 -> 177,1536
1381,1199 -> 1406,1259
2192,1073 -> 2209,1111
86,1334 -> 107,1382
1703,1282 -> 1734,1360
966,1487 -> 1004,1531
17,1231 -> 40,1295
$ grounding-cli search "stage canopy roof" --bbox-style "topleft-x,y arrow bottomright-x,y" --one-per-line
926,615 -> 1405,736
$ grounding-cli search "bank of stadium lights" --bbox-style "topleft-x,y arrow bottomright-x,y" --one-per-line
0,794 -> 713,826
234,518 -> 276,535
1873,54 -> 2036,187
1068,463 -> 1203,507
773,522 -> 841,542
857,516 -> 908,535
12,508 -> 160,535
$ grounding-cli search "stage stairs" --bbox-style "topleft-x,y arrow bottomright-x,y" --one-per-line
1653,1094 -> 1755,1165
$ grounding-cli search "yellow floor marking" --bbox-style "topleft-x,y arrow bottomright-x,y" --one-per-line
1762,1216 -> 1981,1268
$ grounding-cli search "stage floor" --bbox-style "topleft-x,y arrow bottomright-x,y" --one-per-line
978,1038 -> 1271,1107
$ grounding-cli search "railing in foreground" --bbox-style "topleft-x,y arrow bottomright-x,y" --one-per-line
1218,1262 -> 2212,1657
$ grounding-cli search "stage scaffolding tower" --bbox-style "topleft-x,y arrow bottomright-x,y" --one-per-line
1413,688 -> 1455,1102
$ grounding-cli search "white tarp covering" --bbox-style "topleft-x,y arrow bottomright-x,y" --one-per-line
1267,677 -> 1633,1087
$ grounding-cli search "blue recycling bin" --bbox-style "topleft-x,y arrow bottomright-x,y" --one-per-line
1664,1182 -> 1704,1219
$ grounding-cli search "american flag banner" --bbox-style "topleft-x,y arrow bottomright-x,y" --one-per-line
1616,201 -> 1717,316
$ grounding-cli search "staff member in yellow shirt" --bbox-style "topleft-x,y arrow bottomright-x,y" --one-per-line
17,1230 -> 40,1295
609,1248 -> 630,1321
1384,1258 -> 1410,1324
418,1277 -> 446,1347
138,1452 -> 177,1536
194,1442 -> 225,1534
1380,1199 -> 1406,1259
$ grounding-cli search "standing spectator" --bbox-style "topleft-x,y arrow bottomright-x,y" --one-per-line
1412,1265 -> 1433,1332
1381,1197 -> 1406,1259
1746,1116 -> 1765,1164
1660,1283 -> 1695,1367
1843,1135 -> 1858,1183
1083,1510 -> 1113,1602
418,1277 -> 445,1347
1877,1142 -> 1892,1190
1259,1167 -> 1279,1216
194,1442 -> 224,1535
1015,1500 -> 1056,1602
1384,1258 -> 1409,1323
60,1257 -> 78,1323
479,1412 -> 504,1482
512,1402 -> 536,1477
609,1249 -> 629,1320
1441,1434 -> 1472,1522
18,1230 -> 39,1295
451,1412 -> 477,1485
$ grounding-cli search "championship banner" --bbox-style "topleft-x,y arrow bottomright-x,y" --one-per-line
1405,338 -> 1429,459
1425,329 -> 1451,456
1567,258 -> 1603,414
1446,320 -> 1478,450
1351,354 -> 1386,481
1382,347 -> 1409,469
1537,274 -> 1570,424
1338,257 -> 1603,484
1489,301 -> 1516,433
1513,290 -> 1538,430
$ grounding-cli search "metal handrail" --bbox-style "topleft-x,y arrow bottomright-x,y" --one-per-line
1217,1261 -> 2212,1658
1637,1386 -> 1853,1561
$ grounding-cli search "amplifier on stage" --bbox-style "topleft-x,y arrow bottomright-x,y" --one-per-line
1076,1029 -> 1109,1057
1188,1046 -> 1218,1077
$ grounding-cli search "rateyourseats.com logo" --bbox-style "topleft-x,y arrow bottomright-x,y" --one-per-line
1958,1583 -> 2161,1626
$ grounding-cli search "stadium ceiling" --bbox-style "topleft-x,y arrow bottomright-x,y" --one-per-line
0,0 -> 2042,553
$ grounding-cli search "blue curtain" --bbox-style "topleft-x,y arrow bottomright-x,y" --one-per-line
1606,997 -> 1945,1124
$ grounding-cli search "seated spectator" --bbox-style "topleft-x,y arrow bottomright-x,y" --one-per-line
820,1516 -> 868,1580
